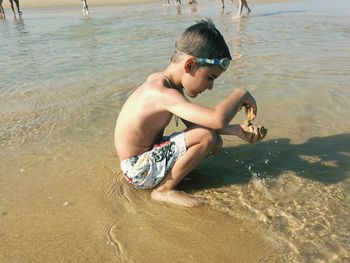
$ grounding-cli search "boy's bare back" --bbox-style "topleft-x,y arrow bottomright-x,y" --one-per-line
115,72 -> 181,161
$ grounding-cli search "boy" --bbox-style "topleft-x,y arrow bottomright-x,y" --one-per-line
115,19 -> 266,207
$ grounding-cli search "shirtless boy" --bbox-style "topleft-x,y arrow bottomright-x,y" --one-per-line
115,19 -> 266,207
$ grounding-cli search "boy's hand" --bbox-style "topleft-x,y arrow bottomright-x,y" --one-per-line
240,121 -> 268,144
244,104 -> 256,120
241,91 -> 257,120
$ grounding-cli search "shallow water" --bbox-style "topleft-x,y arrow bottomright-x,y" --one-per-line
1,0 -> 350,262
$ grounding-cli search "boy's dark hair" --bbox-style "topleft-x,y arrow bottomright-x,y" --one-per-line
172,18 -> 231,62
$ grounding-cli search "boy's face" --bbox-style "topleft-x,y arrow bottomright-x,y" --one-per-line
183,61 -> 224,98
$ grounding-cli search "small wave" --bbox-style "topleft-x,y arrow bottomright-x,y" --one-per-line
104,224 -> 124,258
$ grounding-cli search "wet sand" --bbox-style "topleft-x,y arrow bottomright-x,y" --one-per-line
2,0 -> 350,259
0,145 -> 277,262
0,0 -> 296,262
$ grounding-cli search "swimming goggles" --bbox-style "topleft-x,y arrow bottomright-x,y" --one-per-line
196,57 -> 231,70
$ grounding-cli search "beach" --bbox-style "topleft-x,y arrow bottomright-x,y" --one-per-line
1,0 -> 156,9
1,0 -> 289,9
1,0 -> 350,262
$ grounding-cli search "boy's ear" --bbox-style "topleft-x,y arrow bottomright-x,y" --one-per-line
184,57 -> 197,73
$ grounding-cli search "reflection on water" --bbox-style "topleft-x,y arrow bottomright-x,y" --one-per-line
1,0 -> 350,262
163,2 -> 198,15
181,133 -> 350,261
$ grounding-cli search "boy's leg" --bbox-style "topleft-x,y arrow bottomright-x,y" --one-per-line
151,126 -> 220,207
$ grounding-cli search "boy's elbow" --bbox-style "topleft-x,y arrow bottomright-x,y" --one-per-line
212,116 -> 226,130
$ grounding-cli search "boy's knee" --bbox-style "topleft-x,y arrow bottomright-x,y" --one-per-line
185,126 -> 219,153
200,128 -> 218,149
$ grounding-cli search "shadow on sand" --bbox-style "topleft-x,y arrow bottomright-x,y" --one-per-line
179,133 -> 350,191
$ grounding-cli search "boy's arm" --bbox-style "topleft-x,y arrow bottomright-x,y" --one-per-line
165,88 -> 257,130
218,123 -> 268,143
214,88 -> 257,126
217,124 -> 241,135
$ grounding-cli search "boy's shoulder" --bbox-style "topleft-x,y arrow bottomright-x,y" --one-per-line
136,72 -> 189,112
145,72 -> 164,88
144,72 -> 181,96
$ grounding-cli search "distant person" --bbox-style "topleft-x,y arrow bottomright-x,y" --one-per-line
164,0 -> 182,5
237,0 -> 251,16
221,0 -> 233,9
114,19 -> 267,207
177,0 -> 197,6
222,0 -> 251,16
9,0 -> 22,15
0,0 -> 5,17
165,0 -> 195,6
188,1 -> 198,13
82,0 -> 89,15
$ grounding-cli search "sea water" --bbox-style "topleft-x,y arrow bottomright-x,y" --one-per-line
1,0 -> 350,262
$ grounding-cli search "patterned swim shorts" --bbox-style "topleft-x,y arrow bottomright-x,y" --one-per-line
120,131 -> 187,189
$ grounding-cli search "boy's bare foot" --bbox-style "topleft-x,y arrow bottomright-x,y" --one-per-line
151,189 -> 202,207
239,120 -> 268,143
